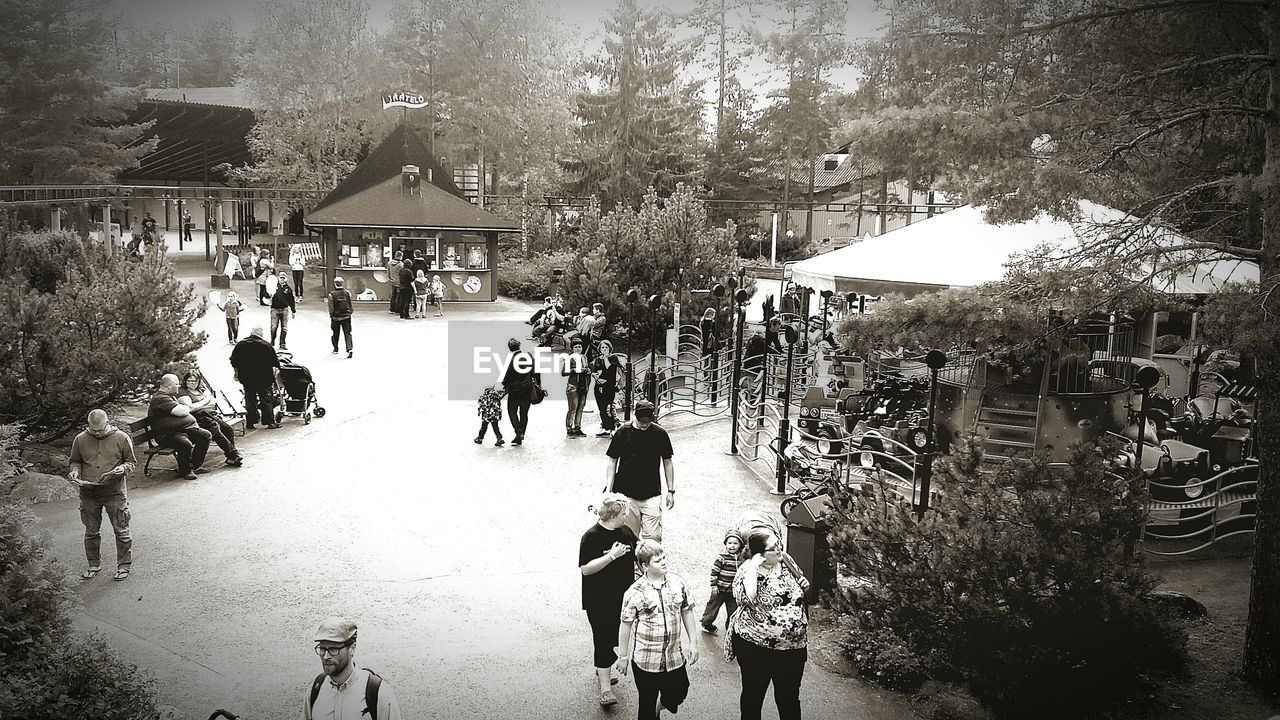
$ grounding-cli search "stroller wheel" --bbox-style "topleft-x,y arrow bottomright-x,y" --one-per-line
314,407 -> 326,418
304,413 -> 312,425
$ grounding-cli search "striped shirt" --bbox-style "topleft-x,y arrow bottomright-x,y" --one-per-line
709,552 -> 740,593
620,573 -> 694,673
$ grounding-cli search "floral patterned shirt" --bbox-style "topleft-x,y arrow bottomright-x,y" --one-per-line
620,573 -> 694,673
731,562 -> 808,650
477,387 -> 505,421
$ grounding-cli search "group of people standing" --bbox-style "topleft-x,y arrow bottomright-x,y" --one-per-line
386,250 -> 446,319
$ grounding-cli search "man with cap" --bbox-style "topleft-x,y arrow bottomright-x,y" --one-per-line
306,617 -> 403,720
604,399 -> 676,541
327,276 -> 355,358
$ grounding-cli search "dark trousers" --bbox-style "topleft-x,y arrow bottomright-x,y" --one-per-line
388,286 -> 399,313
631,662 -> 690,720
257,283 -> 270,305
733,635 -> 807,720
330,317 -> 353,352
241,382 -> 276,427
292,269 -> 304,297
225,317 -> 240,343
701,589 -> 737,628
80,489 -> 131,568
585,605 -> 621,669
160,426 -> 212,473
507,393 -> 531,438
194,411 -> 238,460
595,386 -> 618,431
183,225 -> 193,243
477,420 -> 503,440
398,287 -> 413,318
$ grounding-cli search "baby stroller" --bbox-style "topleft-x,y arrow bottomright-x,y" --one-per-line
275,352 -> 326,424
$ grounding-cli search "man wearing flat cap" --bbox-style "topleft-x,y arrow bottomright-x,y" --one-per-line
604,399 -> 676,541
304,616 -> 403,720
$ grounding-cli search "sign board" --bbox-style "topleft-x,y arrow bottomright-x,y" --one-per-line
382,92 -> 427,110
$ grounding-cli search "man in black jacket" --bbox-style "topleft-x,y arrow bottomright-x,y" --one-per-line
230,327 -> 281,429
397,261 -> 415,319
269,272 -> 297,350
501,338 -> 540,446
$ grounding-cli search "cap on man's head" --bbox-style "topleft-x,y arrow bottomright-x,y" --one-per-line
314,617 -> 358,643
333,276 -> 345,286
635,399 -> 656,418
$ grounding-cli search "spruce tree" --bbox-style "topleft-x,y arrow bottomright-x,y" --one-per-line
562,0 -> 704,210
0,0 -> 154,184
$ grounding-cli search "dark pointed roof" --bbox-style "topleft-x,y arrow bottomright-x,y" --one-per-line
305,124 -> 519,232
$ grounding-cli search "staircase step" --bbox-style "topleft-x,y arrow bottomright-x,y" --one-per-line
980,421 -> 1038,433
983,435 -> 1034,445
978,407 -> 1039,418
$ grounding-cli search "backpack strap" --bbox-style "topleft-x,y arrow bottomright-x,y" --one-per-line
307,673 -> 326,718
363,669 -> 382,720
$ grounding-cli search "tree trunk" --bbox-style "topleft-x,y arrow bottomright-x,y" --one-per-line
1242,0 -> 1280,692
717,0 -> 726,142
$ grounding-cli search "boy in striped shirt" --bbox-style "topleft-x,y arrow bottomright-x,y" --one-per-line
701,529 -> 742,633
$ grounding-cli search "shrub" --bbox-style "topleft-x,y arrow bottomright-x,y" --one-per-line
826,437 -> 1186,717
496,250 -> 574,302
0,502 -> 159,720
0,231 -> 206,439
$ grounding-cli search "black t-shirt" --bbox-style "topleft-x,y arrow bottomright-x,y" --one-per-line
606,423 -> 674,500
580,523 -> 638,610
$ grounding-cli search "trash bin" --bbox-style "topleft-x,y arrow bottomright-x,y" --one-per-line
785,494 -> 835,604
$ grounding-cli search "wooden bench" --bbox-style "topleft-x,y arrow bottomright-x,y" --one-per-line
201,377 -> 246,436
126,417 -> 177,476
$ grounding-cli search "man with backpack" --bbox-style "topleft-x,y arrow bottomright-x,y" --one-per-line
327,276 -> 355,358
305,617 -> 402,720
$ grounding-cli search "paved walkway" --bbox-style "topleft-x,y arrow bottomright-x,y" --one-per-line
29,261 -> 916,720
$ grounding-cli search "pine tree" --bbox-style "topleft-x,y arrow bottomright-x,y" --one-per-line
562,0 -> 704,210
0,0 -> 154,184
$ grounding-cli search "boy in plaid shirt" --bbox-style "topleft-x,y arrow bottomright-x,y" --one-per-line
616,539 -> 699,719
700,529 -> 742,633
475,384 -> 505,446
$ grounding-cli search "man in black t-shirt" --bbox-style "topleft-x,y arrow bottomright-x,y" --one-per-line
579,493 -> 638,708
604,400 -> 675,541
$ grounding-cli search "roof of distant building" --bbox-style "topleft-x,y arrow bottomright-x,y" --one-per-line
142,86 -> 256,110
305,123 -> 520,232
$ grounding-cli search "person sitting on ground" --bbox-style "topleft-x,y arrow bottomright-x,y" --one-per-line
178,370 -> 243,467
147,373 -> 213,480
529,297 -> 555,327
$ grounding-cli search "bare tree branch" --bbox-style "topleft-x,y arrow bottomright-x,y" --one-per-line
1085,106 -> 1270,173
1118,53 -> 1274,86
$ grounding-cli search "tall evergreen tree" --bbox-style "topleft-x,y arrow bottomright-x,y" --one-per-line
562,0 -> 704,210
182,17 -> 242,87
0,0 -> 154,184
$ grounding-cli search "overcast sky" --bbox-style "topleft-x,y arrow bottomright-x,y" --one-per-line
108,0 -> 888,94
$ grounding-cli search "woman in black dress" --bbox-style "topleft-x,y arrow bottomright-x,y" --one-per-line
592,339 -> 621,437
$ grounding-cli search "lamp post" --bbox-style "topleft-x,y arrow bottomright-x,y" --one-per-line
625,288 -> 640,421
711,282 -> 725,405
774,322 -> 800,493
1127,365 -> 1163,556
820,289 -> 834,346
647,293 -> 662,406
728,287 -> 749,455
915,349 -> 949,518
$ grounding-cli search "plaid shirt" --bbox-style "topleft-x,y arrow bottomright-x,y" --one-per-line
620,573 -> 693,673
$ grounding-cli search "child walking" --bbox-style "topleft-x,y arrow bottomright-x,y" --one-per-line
700,529 -> 742,633
475,383 -> 505,446
218,291 -> 246,344
616,539 -> 699,720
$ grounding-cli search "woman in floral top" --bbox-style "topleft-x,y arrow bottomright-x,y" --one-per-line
616,539 -> 700,719
730,528 -> 809,720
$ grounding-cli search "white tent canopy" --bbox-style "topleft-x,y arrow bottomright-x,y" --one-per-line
788,201 -> 1258,297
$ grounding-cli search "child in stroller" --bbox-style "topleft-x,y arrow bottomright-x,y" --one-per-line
274,353 -> 326,424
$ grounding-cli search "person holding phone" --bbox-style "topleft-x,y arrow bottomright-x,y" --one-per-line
579,493 -> 638,707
